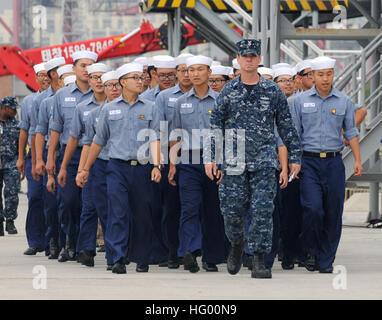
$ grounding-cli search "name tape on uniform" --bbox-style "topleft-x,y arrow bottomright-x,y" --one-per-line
109,109 -> 122,115
304,102 -> 316,108
169,97 -> 178,102
181,103 -> 193,109
65,97 -> 76,102
83,111 -> 90,116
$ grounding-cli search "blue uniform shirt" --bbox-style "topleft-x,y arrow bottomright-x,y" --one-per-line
172,87 -> 218,151
19,92 -> 38,146
70,94 -> 103,147
30,86 -> 54,136
156,84 -> 187,135
140,85 -> 161,102
50,83 -> 93,145
36,95 -> 56,148
292,86 -> 359,153
93,95 -> 159,162
83,102 -> 110,161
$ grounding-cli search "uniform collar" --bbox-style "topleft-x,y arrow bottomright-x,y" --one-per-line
309,85 -> 341,99
115,94 -> 146,106
186,86 -> 216,100
87,94 -> 106,106
70,81 -> 93,95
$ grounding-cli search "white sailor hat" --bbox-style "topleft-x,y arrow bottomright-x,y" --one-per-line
186,55 -> 213,68
33,63 -> 46,74
211,65 -> 230,76
101,71 -> 118,84
72,50 -> 98,62
295,60 -> 313,73
133,57 -> 149,66
311,56 -> 336,70
227,67 -> 234,75
57,64 -> 74,78
45,57 -> 66,72
175,53 -> 194,66
232,58 -> 240,70
152,55 -> 176,69
273,67 -> 295,79
116,63 -> 143,79
211,61 -> 221,66
64,75 -> 76,86
86,63 -> 109,75
272,63 -> 291,70
258,67 -> 274,78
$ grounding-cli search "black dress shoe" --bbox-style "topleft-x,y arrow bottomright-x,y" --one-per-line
136,264 -> 149,272
158,261 -> 168,267
58,248 -> 69,262
24,247 -> 44,255
97,245 -> 105,253
202,262 -> 218,272
304,254 -> 317,272
124,257 -> 130,265
251,253 -> 272,279
78,250 -> 95,267
319,267 -> 333,273
227,241 -> 246,275
106,264 -> 113,271
0,221 -> 4,236
48,238 -> 59,259
168,252 -> 180,269
5,220 -> 17,234
281,256 -> 295,270
112,262 -> 126,274
243,256 -> 253,270
183,252 -> 199,273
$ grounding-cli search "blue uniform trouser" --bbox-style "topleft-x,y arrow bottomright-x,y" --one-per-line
25,153 -> 47,249
42,149 -> 62,247
57,145 -> 82,242
243,171 -> 281,269
150,180 -> 168,263
106,159 -> 154,265
76,163 -> 98,254
280,177 -> 303,261
160,164 -> 181,254
300,154 -> 345,270
177,161 -> 226,264
91,159 -> 112,265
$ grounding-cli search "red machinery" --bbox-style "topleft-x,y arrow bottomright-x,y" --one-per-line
0,21 -> 211,92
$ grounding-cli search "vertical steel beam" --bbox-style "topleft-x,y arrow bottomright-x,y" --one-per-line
252,0 -> 260,39
167,12 -> 174,56
270,0 -> 280,66
173,8 -> 181,56
260,0 -> 269,66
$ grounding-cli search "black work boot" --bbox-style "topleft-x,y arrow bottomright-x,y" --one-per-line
0,220 -> 4,236
48,238 -> 59,259
251,252 -> 272,279
67,237 -> 77,261
281,255 -> 295,270
168,250 -> 180,269
304,254 -> 317,272
5,220 -> 17,234
78,250 -> 95,267
58,236 -> 71,262
183,251 -> 200,273
227,241 -> 246,275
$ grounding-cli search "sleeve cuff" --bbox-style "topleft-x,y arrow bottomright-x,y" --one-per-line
344,128 -> 359,141
93,135 -> 106,147
50,122 -> 63,134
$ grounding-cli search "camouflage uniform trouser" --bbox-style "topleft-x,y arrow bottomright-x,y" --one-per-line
219,168 -> 276,254
0,167 -> 20,222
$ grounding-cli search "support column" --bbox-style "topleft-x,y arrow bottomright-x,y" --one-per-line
260,0 -> 270,66
167,12 -> 174,56
252,0 -> 260,39
270,0 -> 280,66
173,8 -> 181,56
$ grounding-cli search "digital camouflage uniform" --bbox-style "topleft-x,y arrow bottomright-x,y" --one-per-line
204,40 -> 302,254
0,97 -> 20,222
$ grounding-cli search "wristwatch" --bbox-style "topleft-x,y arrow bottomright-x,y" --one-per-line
153,165 -> 161,171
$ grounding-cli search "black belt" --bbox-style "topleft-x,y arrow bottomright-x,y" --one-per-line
303,151 -> 341,158
111,158 -> 143,166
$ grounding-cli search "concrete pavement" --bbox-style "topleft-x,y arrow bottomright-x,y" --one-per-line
0,182 -> 381,300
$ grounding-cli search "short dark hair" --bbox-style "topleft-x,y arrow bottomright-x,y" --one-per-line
47,67 -> 59,80
147,66 -> 157,80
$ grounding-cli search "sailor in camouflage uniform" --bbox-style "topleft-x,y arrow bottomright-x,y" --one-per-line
204,39 -> 302,279
0,97 -> 21,236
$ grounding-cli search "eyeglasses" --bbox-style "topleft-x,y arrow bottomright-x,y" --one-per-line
276,79 -> 294,84
36,73 -> 49,79
208,79 -> 226,85
89,75 -> 102,81
104,83 -> 122,89
302,71 -> 313,77
158,73 -> 176,81
122,75 -> 146,82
